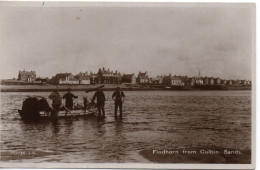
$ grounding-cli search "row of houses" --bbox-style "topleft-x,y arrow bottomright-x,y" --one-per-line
17,69 -> 149,85
128,73 -> 251,86
17,69 -> 252,86
161,75 -> 252,86
49,69 -> 150,85
50,68 -> 123,85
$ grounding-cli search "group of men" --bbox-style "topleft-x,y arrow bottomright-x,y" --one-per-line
48,87 -> 125,119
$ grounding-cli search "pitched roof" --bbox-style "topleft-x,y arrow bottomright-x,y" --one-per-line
19,71 -> 36,76
193,76 -> 203,80
122,74 -> 134,79
150,77 -> 162,81
76,72 -> 89,77
98,68 -> 123,77
139,76 -> 149,80
138,72 -> 147,77
55,73 -> 72,78
163,75 -> 171,79
69,77 -> 78,81
90,74 -> 98,78
175,75 -> 188,81
101,70 -> 113,74
99,68 -> 114,74
79,76 -> 90,80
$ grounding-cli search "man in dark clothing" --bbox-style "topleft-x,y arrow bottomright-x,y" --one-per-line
63,88 -> 78,111
83,97 -> 89,109
49,89 -> 62,120
112,87 -> 125,119
91,88 -> 106,118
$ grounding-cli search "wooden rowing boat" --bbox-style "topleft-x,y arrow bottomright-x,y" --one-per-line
18,107 -> 98,121
18,96 -> 99,121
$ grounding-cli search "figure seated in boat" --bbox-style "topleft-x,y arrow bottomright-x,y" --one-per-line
18,96 -> 52,121
82,97 -> 94,114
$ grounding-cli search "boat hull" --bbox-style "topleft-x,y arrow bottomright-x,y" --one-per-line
18,109 -> 97,121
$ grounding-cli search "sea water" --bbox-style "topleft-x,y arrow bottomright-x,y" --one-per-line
0,90 -> 251,163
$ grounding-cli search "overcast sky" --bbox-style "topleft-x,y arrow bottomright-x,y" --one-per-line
0,3 -> 255,80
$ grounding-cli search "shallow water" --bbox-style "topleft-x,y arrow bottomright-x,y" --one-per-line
0,90 -> 251,163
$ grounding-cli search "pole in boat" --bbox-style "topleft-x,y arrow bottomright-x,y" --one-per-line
62,104 -> 79,120
62,104 -> 72,114
77,103 -> 97,115
85,85 -> 105,93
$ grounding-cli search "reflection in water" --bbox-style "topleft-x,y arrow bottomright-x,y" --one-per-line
96,119 -> 106,137
113,120 -> 127,163
51,121 -> 61,135
115,120 -> 124,135
1,91 -> 251,163
63,119 -> 74,135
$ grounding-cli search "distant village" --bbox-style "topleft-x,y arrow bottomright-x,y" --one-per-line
1,67 -> 252,88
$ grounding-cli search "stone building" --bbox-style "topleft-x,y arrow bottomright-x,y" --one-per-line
122,73 -> 136,84
18,70 -> 36,82
136,71 -> 149,84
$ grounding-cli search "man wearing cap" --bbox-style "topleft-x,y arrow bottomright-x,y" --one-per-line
49,89 -> 62,120
63,88 -> 78,112
91,87 -> 106,118
112,87 -> 125,119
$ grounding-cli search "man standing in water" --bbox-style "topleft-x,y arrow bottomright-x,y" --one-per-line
112,87 -> 125,119
91,87 -> 106,118
63,88 -> 78,114
49,89 -> 62,120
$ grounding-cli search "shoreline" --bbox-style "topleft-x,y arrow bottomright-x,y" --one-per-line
0,84 -> 252,92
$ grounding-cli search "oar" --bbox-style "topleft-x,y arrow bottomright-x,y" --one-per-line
62,105 -> 72,114
85,85 -> 105,93
76,103 -> 96,115
61,104 -> 78,120
76,103 -> 86,114
76,103 -> 84,109
26,95 -> 45,98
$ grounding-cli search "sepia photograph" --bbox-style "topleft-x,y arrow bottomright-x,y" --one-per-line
0,1 -> 255,169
